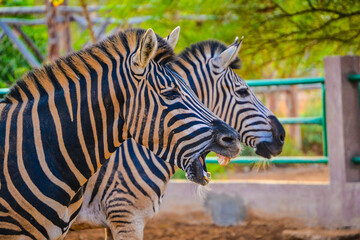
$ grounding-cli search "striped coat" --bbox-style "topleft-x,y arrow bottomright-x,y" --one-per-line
0,28 -> 241,239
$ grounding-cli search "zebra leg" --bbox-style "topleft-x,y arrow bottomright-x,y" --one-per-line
108,220 -> 144,240
105,227 -> 114,240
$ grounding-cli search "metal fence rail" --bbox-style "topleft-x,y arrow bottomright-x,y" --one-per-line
206,156 -> 329,164
0,88 -> 9,96
246,77 -> 324,86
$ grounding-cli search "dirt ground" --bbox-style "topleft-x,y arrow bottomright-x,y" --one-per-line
144,211 -> 299,240
66,165 -> 330,240
66,211 -> 299,240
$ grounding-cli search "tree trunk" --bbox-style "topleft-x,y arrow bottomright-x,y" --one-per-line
80,0 -> 96,43
59,0 -> 73,54
45,0 -> 60,61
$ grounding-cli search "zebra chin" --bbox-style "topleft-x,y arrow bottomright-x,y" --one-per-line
255,115 -> 286,159
255,141 -> 283,159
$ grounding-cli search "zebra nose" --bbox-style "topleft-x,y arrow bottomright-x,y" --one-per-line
211,120 -> 241,148
269,115 -> 285,146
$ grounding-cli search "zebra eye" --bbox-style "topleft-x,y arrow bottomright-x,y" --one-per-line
236,88 -> 249,97
161,88 -> 181,100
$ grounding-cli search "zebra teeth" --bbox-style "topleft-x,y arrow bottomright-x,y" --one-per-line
216,153 -> 231,167
203,170 -> 211,182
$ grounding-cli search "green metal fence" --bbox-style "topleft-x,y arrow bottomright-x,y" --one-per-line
245,77 -> 328,164
0,88 -> 9,96
1,74 -> 360,165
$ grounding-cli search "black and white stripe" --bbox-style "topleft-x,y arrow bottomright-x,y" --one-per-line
0,28 -> 240,239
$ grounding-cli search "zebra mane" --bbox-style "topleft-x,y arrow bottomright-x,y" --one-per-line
177,40 -> 241,69
3,28 -> 176,103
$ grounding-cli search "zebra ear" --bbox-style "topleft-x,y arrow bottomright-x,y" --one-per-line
133,28 -> 158,69
213,36 -> 243,69
164,26 -> 180,49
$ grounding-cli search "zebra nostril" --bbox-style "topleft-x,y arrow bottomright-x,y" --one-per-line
279,133 -> 285,144
220,136 -> 235,146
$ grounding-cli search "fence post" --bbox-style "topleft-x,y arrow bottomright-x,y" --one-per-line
324,56 -> 360,184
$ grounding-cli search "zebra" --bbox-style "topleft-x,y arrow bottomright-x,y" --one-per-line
71,27 -> 285,239
0,28 -> 242,240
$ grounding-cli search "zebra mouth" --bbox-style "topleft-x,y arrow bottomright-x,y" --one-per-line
185,149 -> 237,185
185,151 -> 211,186
255,141 -> 282,159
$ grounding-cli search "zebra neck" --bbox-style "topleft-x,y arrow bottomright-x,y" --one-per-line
171,61 -> 214,111
0,60 -> 131,198
31,64 -> 129,191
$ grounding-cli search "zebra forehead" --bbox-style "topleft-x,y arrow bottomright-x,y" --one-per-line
227,69 -> 247,85
176,40 -> 242,70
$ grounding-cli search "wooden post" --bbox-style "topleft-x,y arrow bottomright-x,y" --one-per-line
324,56 -> 360,184
288,85 -> 301,148
45,0 -> 60,61
80,0 -> 96,43
265,92 -> 277,114
59,0 -> 72,54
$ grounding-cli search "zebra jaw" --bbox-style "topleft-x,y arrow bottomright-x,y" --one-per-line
200,155 -> 212,183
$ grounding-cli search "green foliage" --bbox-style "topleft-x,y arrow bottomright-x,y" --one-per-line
1,0 -> 36,6
102,0 -> 360,79
301,124 -> 324,154
0,25 -> 47,85
0,37 -> 30,86
0,0 -> 47,86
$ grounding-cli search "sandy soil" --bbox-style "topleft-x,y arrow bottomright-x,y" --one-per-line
66,211 -> 299,240
144,211 -> 298,240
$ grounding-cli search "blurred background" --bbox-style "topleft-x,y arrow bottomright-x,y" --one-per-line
0,0 -> 359,180
2,1 -> 360,239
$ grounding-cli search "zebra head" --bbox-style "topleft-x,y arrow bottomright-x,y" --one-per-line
168,32 -> 285,160
123,29 -> 241,185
